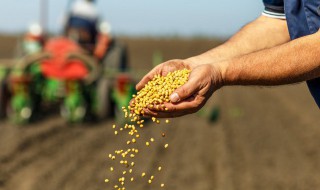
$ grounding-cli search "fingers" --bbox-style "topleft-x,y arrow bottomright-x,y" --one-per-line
145,96 -> 205,118
136,65 -> 160,90
169,74 -> 199,103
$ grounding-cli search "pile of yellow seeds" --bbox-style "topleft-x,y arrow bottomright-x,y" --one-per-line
105,69 -> 191,190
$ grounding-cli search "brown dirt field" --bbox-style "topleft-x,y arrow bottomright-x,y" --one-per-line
0,36 -> 320,190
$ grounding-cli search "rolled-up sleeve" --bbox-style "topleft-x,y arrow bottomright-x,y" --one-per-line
262,0 -> 286,19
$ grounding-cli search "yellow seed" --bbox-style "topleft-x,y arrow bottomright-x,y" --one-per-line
148,179 -> 152,184
165,119 -> 169,123
121,182 -> 124,185
112,124 -> 116,129
130,177 -> 134,182
130,154 -> 135,158
105,179 -> 109,183
123,171 -> 127,175
164,144 -> 169,148
156,120 -> 160,124
136,134 -> 140,138
142,172 -> 146,177
150,175 -> 154,179
161,183 -> 165,187
112,156 -> 115,160
110,167 -> 114,171
129,169 -> 132,173
131,162 -> 135,166
132,138 -> 136,143
146,142 -> 150,146
158,166 -> 162,171
150,138 -> 154,142
114,131 -> 118,135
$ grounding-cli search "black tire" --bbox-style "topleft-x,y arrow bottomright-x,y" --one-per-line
0,80 -> 8,119
96,79 -> 113,120
103,41 -> 129,72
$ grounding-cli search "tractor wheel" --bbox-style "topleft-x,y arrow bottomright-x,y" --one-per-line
96,79 -> 113,120
103,41 -> 129,72
0,80 -> 8,119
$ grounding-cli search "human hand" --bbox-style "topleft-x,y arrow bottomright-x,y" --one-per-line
135,59 -> 224,118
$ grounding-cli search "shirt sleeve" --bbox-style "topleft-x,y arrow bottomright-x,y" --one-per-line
262,0 -> 286,19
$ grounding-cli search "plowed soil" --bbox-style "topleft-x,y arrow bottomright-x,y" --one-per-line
0,36 -> 320,190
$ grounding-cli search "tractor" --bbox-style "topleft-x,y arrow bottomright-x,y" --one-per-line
0,36 -> 135,124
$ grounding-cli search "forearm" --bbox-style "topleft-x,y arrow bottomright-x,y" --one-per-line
222,30 -> 320,86
186,16 -> 290,66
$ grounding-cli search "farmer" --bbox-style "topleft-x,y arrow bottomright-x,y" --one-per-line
63,0 -> 111,61
137,0 -> 320,118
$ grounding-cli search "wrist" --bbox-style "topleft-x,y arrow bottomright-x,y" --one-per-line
212,60 -> 231,87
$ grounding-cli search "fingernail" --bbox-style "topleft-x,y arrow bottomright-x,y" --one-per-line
170,93 -> 180,103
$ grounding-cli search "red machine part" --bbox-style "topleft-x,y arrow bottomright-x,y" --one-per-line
41,37 -> 88,80
116,74 -> 131,94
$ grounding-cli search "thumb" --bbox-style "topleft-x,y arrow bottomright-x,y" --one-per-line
170,78 -> 199,103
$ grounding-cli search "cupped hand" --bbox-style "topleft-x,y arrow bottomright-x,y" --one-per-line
135,59 -> 223,118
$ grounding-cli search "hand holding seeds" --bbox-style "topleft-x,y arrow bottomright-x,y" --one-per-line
136,59 -> 223,118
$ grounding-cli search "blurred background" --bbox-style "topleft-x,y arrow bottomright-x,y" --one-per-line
0,1 -> 320,190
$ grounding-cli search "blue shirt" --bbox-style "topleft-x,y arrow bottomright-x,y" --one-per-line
263,0 -> 320,108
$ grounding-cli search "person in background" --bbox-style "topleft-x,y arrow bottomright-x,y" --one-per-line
63,0 -> 111,61
22,23 -> 45,55
137,0 -> 320,118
